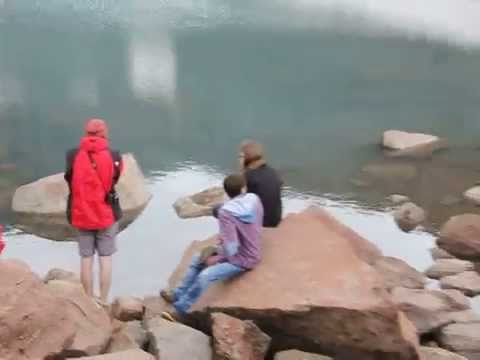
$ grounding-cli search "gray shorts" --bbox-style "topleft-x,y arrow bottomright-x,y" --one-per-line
77,223 -> 118,258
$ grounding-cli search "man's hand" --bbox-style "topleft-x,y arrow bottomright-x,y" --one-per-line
205,255 -> 220,267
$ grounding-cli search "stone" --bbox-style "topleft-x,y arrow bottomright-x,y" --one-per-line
147,318 -> 212,360
440,271 -> 480,296
274,350 -> 333,360
112,296 -> 144,322
46,280 -> 112,356
12,153 -> 152,241
385,138 -> 448,159
142,296 -> 170,324
373,256 -> 426,290
430,247 -> 455,261
106,321 -> 147,353
420,346 -> 468,360
391,287 -> 470,334
211,312 -> 271,360
464,186 -> 480,205
440,195 -> 462,207
388,194 -> 410,204
437,214 -> 480,261
71,349 -> 155,359
173,209 -> 420,359
0,260 -> 77,360
382,130 -> 440,151
173,186 -> 226,219
393,202 -> 427,232
44,268 -> 79,283
425,259 -> 475,280
437,322 -> 480,359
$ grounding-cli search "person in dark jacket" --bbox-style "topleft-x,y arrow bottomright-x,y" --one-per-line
239,140 -> 283,227
64,118 -> 123,304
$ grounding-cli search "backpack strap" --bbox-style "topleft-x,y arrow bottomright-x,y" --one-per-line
110,150 -> 122,186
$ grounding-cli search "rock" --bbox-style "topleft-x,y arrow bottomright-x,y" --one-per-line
385,138 -> 448,159
391,287 -> 470,334
71,349 -> 155,359
437,214 -> 480,261
173,186 -> 226,219
12,153 -> 152,241
142,296 -> 170,324
0,260 -> 77,360
112,297 -> 144,322
440,195 -> 462,207
388,194 -> 410,204
382,130 -> 440,151
46,280 -> 112,356
440,271 -> 480,296
393,202 -> 427,232
175,209 -> 420,359
106,321 -> 147,353
147,318 -> 212,360
463,186 -> 480,205
430,247 -> 455,261
274,350 -> 333,360
425,259 -> 474,280
447,310 -> 480,324
211,312 -> 271,360
437,322 -> 480,359
44,268 -> 79,283
420,346 -> 468,360
361,162 -> 418,184
373,256 -> 426,290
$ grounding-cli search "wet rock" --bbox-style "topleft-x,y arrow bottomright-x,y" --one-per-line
440,195 -> 462,207
274,350 -> 333,360
173,186 -> 226,219
425,259 -> 475,280
420,346 -> 468,360
106,321 -> 147,353
393,202 -> 426,232
47,280 -> 112,356
437,322 -> 480,359
71,349 -> 155,359
430,247 -> 455,261
388,194 -> 410,204
147,318 -> 212,360
12,153 -> 152,241
373,256 -> 426,290
385,138 -> 448,160
179,209 -> 420,359
112,297 -> 144,322
212,312 -> 271,360
0,260 -> 77,360
44,268 -> 79,283
463,186 -> 480,205
437,214 -> 480,261
382,130 -> 440,151
439,271 -> 480,296
391,287 -> 470,334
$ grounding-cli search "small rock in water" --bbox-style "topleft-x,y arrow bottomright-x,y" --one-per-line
425,259 -> 475,280
430,247 -> 455,261
463,186 -> 480,205
382,130 -> 440,150
106,321 -> 147,353
173,186 -> 226,219
393,202 -> 426,232
274,350 -> 333,360
388,194 -> 410,204
440,271 -> 480,297
440,195 -> 462,207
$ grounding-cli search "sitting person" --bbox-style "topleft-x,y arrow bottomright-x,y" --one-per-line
161,174 -> 263,320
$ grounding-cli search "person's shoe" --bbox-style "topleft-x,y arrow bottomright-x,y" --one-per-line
161,309 -> 183,323
160,289 -> 176,304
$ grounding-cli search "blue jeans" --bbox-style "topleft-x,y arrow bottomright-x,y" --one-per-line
173,255 -> 245,314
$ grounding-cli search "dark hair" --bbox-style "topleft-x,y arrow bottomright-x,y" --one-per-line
223,174 -> 246,198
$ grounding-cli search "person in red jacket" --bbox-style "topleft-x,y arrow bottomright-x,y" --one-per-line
65,118 -> 123,304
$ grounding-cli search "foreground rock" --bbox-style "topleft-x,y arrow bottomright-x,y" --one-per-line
391,287 -> 470,334
212,312 -> 271,360
425,259 -> 474,280
44,268 -> 79,283
430,247 -> 455,261
437,322 -> 480,360
274,350 -> 333,360
112,297 -> 144,322
420,347 -> 467,360
147,318 -> 212,360
393,202 -> 427,232
437,214 -> 480,260
173,209 -> 421,359
0,260 -> 76,360
373,256 -> 426,290
12,153 -> 152,241
106,321 -> 147,353
47,280 -> 112,356
173,186 -> 225,218
72,349 -> 154,359
439,271 -> 480,296
382,130 -> 440,151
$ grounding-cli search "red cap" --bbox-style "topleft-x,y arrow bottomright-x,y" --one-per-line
85,118 -> 109,138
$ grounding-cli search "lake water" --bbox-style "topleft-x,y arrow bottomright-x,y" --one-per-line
1,0 -> 480,302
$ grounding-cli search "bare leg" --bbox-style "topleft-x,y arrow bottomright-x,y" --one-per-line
80,256 -> 94,297
99,256 -> 112,303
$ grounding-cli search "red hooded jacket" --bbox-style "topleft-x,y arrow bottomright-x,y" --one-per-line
66,136 -> 119,230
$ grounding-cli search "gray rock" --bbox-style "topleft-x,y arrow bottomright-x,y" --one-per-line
44,268 -> 79,283
12,154 -> 151,241
70,349 -> 154,359
440,271 -> 480,297
106,321 -> 147,353
373,256 -> 426,290
393,202 -> 426,232
274,350 -> 333,360
147,318 -> 212,360
437,214 -> 480,261
388,194 -> 410,204
173,186 -> 225,219
111,297 -> 144,322
437,322 -> 480,358
464,186 -> 480,205
425,259 -> 475,280
420,346 -> 467,360
430,248 -> 455,261
382,130 -> 440,150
